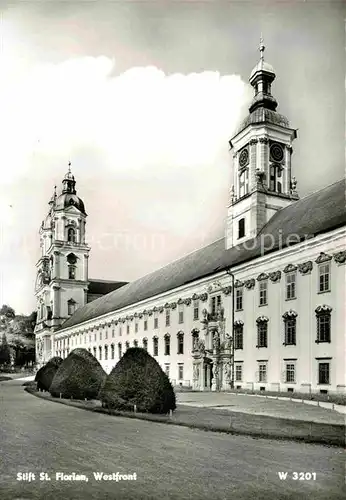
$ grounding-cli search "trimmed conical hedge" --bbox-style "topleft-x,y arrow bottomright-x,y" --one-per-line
35,356 -> 63,391
50,348 -> 106,400
99,347 -> 176,414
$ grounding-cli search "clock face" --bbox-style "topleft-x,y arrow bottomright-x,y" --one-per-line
239,148 -> 249,168
270,143 -> 284,162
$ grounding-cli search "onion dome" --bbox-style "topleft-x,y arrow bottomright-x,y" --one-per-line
235,37 -> 290,136
55,163 -> 86,215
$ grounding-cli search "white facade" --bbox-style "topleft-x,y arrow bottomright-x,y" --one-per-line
52,228 -> 346,394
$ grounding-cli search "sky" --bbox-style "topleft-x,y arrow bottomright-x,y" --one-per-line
0,0 -> 344,315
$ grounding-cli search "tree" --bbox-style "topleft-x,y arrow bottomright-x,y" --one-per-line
0,333 -> 11,366
0,305 -> 15,319
35,357 -> 63,391
99,347 -> 176,414
50,349 -> 106,400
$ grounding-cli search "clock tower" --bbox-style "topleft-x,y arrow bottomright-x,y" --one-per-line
225,39 -> 299,249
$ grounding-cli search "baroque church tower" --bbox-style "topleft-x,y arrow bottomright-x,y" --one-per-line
34,164 -> 90,364
226,39 -> 299,249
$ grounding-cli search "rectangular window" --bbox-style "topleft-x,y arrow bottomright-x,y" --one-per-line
193,300 -> 199,320
285,363 -> 295,383
104,345 -> 108,361
178,311 -> 184,324
118,343 -> 122,359
126,324 -> 130,335
235,365 -> 242,382
99,347 -> 102,361
319,263 -> 330,293
99,331 -> 102,340
144,320 -> 148,331
284,319 -> 296,345
317,315 -> 331,343
234,325 -> 243,350
154,317 -> 158,329
286,273 -> 296,300
165,364 -> 170,378
178,364 -> 184,381
165,309 -> 170,327
211,295 -> 222,315
177,333 -> 184,355
111,344 -> 115,360
258,363 -> 267,383
112,329 -> 115,338
105,330 -> 108,339
235,288 -> 243,311
164,336 -> 170,356
119,327 -> 122,336
257,322 -> 268,348
135,322 -> 138,333
259,281 -> 268,306
153,337 -> 158,356
318,362 -> 330,384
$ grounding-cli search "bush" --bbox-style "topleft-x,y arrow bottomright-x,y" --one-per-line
99,347 -> 176,414
35,356 -> 63,391
50,348 -> 106,400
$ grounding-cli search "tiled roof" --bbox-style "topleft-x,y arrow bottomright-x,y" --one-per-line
88,279 -> 128,296
59,179 -> 346,331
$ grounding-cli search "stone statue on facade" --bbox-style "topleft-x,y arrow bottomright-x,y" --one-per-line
213,332 -> 220,351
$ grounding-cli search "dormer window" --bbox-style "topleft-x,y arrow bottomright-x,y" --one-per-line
238,218 -> 245,239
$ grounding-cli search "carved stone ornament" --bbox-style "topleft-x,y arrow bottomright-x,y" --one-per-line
129,315 -> 134,321
158,306 -> 164,313
192,293 -> 199,300
207,281 -> 222,294
152,306 -> 158,312
315,305 -> 332,315
170,302 -> 177,310
283,264 -> 298,273
298,261 -> 313,275
114,320 -> 119,325
234,319 -> 244,326
282,310 -> 298,320
184,298 -> 192,306
199,293 -> 208,302
256,315 -> 269,323
269,271 -> 281,282
257,272 -> 269,281
223,286 -> 232,295
133,313 -> 138,318
333,251 -> 346,264
164,302 -> 170,309
244,279 -> 255,289
315,252 -> 332,264
234,280 -> 244,288
177,298 -> 184,305
249,138 -> 258,145
259,137 -> 269,144
202,308 -> 208,319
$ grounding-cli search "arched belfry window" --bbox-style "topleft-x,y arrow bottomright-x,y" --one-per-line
239,169 -> 249,198
67,227 -> 76,243
67,299 -> 76,316
67,253 -> 77,280
269,165 -> 282,193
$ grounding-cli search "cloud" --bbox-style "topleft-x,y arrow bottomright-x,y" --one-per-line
0,55 -> 250,183
0,53 -> 251,313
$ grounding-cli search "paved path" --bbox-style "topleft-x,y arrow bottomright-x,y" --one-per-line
0,379 -> 345,500
177,392 -> 345,424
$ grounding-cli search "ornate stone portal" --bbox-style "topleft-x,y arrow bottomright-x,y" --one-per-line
191,306 -> 233,391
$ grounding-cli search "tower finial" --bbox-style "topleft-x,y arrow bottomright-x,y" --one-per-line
68,161 -> 71,174
259,34 -> 265,61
